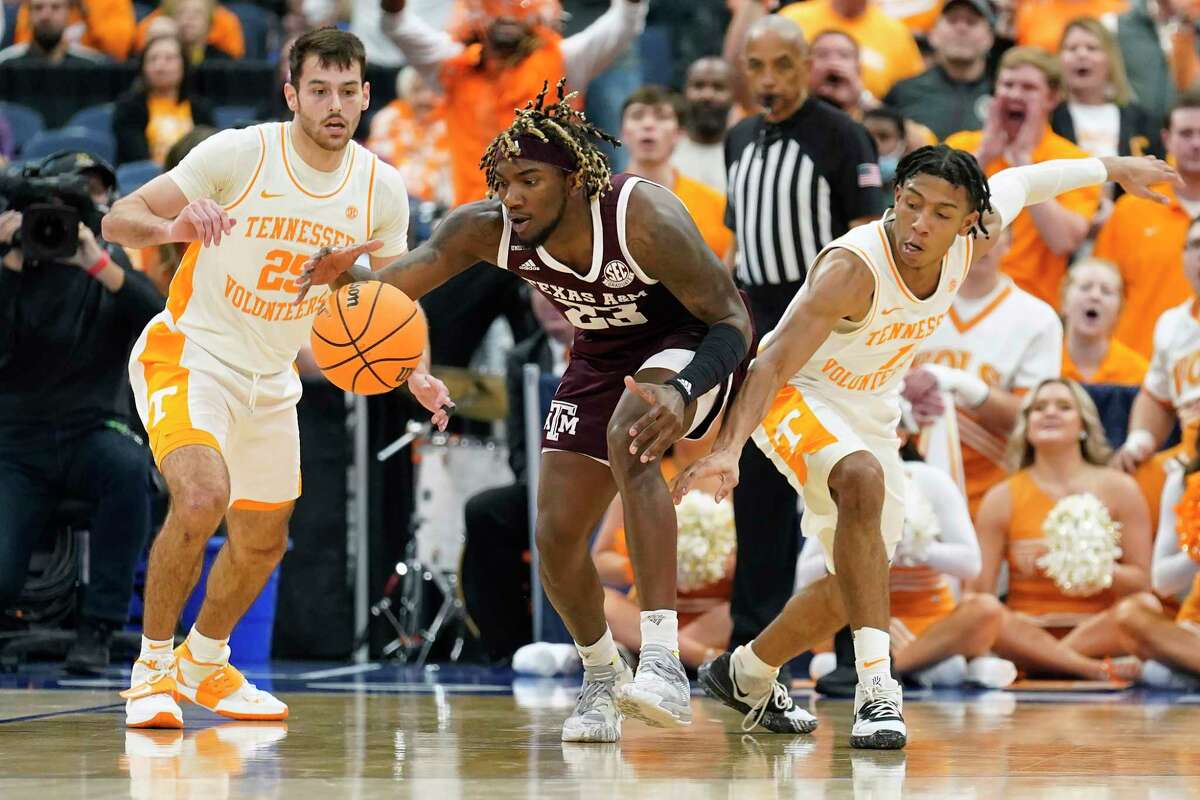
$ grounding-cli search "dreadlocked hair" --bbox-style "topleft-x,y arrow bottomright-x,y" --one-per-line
480,78 -> 622,199
894,144 -> 993,237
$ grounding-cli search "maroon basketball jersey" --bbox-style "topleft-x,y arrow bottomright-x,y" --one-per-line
497,174 -> 707,363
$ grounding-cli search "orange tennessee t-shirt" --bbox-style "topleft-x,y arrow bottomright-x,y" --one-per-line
778,0 -> 925,99
1061,339 -> 1149,386
1015,0 -> 1129,53
672,171 -> 732,260
1092,184 -> 1196,359
440,31 -> 570,205
135,6 -> 245,59
945,128 -> 1101,307
15,0 -> 135,60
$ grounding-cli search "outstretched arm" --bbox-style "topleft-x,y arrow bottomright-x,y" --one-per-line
297,200 -> 504,302
971,155 -> 1179,264
672,250 -> 875,502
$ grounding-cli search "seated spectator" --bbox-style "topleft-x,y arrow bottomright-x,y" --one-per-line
973,379 -> 1151,680
776,0 -> 925,99
799,447 -> 1013,687
113,34 -> 216,165
0,0 -> 109,65
136,0 -> 245,61
1115,0 -> 1200,126
1052,17 -> 1162,162
672,56 -> 733,193
946,47 -> 1102,308
366,66 -> 454,208
883,0 -> 996,141
592,448 -> 733,670
862,106 -> 906,200
1092,92 -> 1200,360
1015,0 -> 1128,55
620,85 -> 732,261
1114,463 -> 1200,689
0,152 -> 164,674
1060,258 -> 1148,386
10,0 -> 135,62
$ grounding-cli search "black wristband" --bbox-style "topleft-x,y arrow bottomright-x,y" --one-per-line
671,322 -> 748,406
665,376 -> 693,404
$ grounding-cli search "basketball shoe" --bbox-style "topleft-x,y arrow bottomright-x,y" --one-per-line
616,643 -> 693,727
172,642 -> 289,721
850,679 -> 907,749
698,651 -> 818,734
561,658 -> 632,743
122,652 -> 184,729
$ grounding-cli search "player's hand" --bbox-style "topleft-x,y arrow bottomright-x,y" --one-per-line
672,447 -> 740,503
294,239 -> 384,304
69,223 -> 105,270
1101,155 -> 1182,204
623,376 -> 686,464
408,371 -> 454,432
165,198 -> 235,247
901,367 -> 946,426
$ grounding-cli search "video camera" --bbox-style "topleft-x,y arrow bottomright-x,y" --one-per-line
0,154 -> 107,264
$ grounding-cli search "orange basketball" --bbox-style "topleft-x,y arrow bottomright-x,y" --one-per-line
310,283 -> 426,395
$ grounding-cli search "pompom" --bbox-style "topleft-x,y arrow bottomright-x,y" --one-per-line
1036,493 -> 1122,597
1174,473 -> 1200,563
675,491 -> 736,593
893,477 -> 942,567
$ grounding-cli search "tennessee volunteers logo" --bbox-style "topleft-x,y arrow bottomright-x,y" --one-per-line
345,206 -> 359,220
602,260 -> 635,289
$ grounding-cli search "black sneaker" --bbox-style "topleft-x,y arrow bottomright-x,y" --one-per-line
699,651 -> 818,734
66,620 -> 112,676
849,681 -> 907,750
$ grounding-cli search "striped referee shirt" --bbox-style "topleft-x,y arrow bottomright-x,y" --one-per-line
724,99 -> 883,313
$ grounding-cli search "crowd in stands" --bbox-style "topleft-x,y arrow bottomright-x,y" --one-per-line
1,0 -> 1199,689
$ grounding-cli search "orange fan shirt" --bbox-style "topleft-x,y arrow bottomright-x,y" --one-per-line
1015,0 -> 1129,53
672,171 -> 732,260
135,5 -> 245,60
1061,339 -> 1149,386
14,0 -> 135,60
945,128 -> 1101,307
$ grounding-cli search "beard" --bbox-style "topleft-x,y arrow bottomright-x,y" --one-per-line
295,105 -> 354,152
33,26 -> 63,53
689,102 -> 730,139
514,203 -> 566,248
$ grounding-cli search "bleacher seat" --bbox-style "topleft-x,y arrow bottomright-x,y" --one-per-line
67,103 -> 115,133
0,101 -> 46,154
214,103 -> 259,129
116,160 -> 161,194
21,126 -> 117,163
227,3 -> 277,60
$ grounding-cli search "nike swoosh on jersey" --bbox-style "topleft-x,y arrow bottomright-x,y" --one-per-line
260,190 -> 284,199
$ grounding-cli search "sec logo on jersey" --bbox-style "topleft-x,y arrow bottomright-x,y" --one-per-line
602,260 -> 634,289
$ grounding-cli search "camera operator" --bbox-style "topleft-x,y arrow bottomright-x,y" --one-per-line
0,151 -> 164,674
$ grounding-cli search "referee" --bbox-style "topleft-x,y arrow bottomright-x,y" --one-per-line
724,14 -> 883,670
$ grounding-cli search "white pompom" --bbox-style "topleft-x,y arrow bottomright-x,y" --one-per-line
1036,493 -> 1122,597
675,491 -> 736,593
894,478 -> 942,567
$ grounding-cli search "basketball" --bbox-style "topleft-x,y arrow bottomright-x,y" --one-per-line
310,282 -> 426,395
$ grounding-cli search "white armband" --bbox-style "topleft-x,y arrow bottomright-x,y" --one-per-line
1122,429 -> 1156,459
987,158 -> 1108,230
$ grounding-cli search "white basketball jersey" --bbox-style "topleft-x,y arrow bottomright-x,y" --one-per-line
165,123 -> 380,375
1146,299 -> 1200,411
786,213 -> 973,433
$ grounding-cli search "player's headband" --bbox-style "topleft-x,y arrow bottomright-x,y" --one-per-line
511,134 -> 577,173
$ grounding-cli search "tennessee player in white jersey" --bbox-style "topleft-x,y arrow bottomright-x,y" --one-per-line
911,227 -> 1063,517
101,28 -> 448,729
675,144 -> 1176,749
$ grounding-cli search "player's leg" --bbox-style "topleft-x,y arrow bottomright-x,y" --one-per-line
1116,593 -> 1200,676
606,364 -> 708,727
534,450 -> 629,742
892,594 -> 1005,674
601,586 -> 643,655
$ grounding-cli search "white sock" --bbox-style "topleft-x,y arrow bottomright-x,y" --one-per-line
575,627 -> 621,669
853,627 -> 895,690
139,636 -> 173,664
732,642 -> 780,688
639,609 -> 679,653
185,626 -> 230,664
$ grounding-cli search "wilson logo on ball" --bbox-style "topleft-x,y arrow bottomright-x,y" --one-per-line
346,284 -> 361,308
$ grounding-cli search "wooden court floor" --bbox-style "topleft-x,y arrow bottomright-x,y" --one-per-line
0,685 -> 1199,799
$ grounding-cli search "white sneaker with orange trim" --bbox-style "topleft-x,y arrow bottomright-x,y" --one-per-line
122,655 -> 184,729
173,643 -> 289,721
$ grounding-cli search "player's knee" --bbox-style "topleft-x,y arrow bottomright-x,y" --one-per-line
827,452 -> 884,511
604,412 -> 639,467
170,483 -> 227,533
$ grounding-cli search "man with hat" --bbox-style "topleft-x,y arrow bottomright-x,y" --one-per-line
884,0 -> 996,140
0,149 -> 163,674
